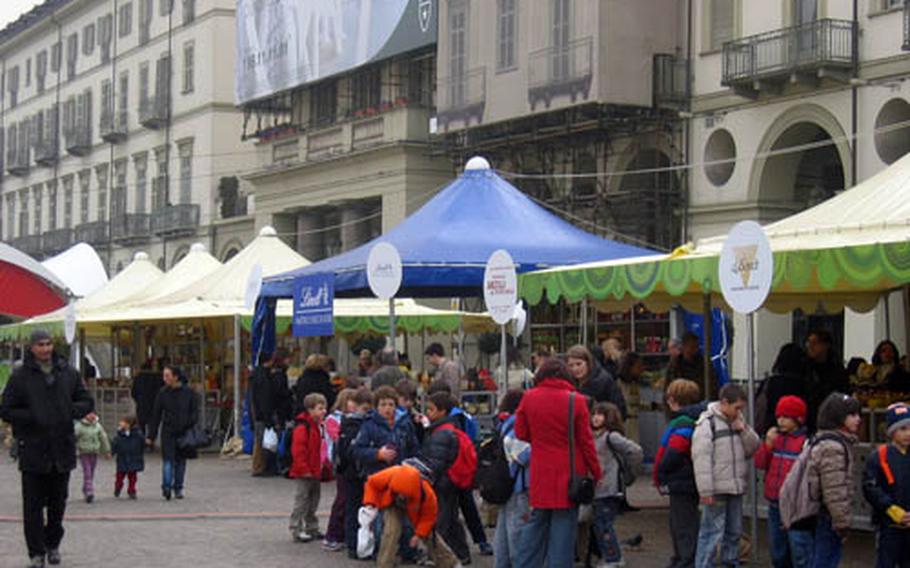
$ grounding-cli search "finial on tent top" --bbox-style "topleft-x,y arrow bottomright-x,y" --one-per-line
134,252 -> 149,261
259,226 -> 277,237
190,243 -> 206,253
465,156 -> 491,171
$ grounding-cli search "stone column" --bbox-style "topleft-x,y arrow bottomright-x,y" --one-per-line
296,210 -> 324,261
340,203 -> 371,252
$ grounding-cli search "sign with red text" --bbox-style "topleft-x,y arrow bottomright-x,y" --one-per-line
483,250 -> 518,325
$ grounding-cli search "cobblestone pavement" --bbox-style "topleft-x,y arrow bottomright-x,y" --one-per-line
0,453 -> 877,567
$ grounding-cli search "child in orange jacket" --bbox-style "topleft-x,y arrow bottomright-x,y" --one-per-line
289,393 -> 327,542
363,459 -> 459,568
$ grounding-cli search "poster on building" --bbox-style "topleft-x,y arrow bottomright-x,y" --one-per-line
292,273 -> 335,337
235,0 -> 438,105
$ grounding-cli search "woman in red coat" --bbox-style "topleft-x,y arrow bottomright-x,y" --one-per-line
513,358 -> 602,568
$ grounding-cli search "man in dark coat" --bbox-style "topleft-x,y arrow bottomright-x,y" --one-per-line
0,329 -> 94,568
665,331 -> 717,401
248,353 -> 274,476
371,347 -> 406,391
146,365 -> 198,500
804,329 -> 849,433
131,362 -> 164,438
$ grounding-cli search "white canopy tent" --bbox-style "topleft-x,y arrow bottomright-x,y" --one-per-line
41,243 -> 109,298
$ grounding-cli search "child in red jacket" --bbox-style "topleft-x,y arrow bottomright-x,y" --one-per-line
754,395 -> 808,568
289,392 -> 328,542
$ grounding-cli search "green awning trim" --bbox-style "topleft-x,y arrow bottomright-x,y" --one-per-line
239,314 -> 464,336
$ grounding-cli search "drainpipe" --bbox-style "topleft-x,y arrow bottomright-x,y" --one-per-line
850,0 -> 858,188
108,0 -> 119,274
1,57 -> 5,241
52,14 -> 63,241
163,0 -> 175,267
683,0 -> 693,242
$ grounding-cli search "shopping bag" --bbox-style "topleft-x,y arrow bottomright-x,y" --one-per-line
357,506 -> 378,559
262,427 -> 278,452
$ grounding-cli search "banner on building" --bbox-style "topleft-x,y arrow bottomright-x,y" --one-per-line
292,273 -> 335,337
235,0 -> 437,105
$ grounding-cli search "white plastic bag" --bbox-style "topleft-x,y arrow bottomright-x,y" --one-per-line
262,427 -> 278,452
357,505 -> 378,559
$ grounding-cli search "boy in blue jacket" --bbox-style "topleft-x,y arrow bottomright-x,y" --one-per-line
863,402 -> 910,568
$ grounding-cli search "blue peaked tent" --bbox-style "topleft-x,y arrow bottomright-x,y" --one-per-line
253,159 -> 658,353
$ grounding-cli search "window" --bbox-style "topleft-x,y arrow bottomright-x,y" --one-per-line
153,146 -> 168,210
178,141 -> 192,204
19,191 -> 29,237
98,14 -> 113,64
32,186 -> 42,235
79,170 -> 91,224
448,0 -> 467,105
47,181 -> 57,231
83,24 -> 96,55
155,54 -> 171,102
134,153 -> 148,213
160,0 -> 172,17
183,0 -> 195,25
118,71 -> 129,127
182,42 -> 194,94
351,66 -> 380,112
793,0 -> 817,24
139,61 -> 150,104
119,2 -> 133,37
139,0 -> 153,44
62,176 -> 74,229
113,159 -> 127,218
96,164 -> 109,222
7,66 -> 19,108
25,58 -> 31,88
51,42 -> 62,73
6,195 -> 15,240
66,33 -> 78,81
551,0 -> 571,80
710,0 -> 735,51
36,50 -> 47,93
497,0 -> 516,71
309,80 -> 337,126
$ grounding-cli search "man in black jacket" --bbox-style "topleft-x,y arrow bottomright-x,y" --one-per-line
1,330 -> 94,568
248,353 -> 274,476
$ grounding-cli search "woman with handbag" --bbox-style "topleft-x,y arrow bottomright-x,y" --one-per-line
147,365 -> 199,501
513,358 -> 602,568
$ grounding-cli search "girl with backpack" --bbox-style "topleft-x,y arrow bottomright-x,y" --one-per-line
589,402 -> 643,568
491,389 -> 530,568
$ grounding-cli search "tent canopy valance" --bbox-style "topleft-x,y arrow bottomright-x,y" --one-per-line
520,153 -> 910,314
0,242 -> 70,320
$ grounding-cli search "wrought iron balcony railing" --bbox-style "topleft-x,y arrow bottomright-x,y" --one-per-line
653,54 -> 689,108
111,213 -> 151,244
74,221 -> 109,246
7,149 -> 30,176
528,36 -> 594,111
903,2 -> 909,51
436,67 -> 486,129
35,138 -> 60,166
42,228 -> 74,253
151,203 -> 199,237
139,94 -> 169,129
65,125 -> 93,156
100,109 -> 129,143
722,19 -> 855,95
11,234 -> 42,257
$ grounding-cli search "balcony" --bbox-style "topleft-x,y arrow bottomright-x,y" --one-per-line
437,67 -> 486,131
35,138 -> 59,167
722,19 -> 856,97
100,109 -> 129,143
151,204 -> 199,237
65,126 -> 92,157
653,54 -> 689,109
139,95 -> 169,129
111,213 -> 151,244
527,37 -> 594,111
904,2 -> 909,51
43,228 -> 74,254
74,221 -> 110,247
7,151 -> 30,176
11,234 -> 42,257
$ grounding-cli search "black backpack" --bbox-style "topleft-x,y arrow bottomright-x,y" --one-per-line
475,425 -> 517,505
334,414 -> 366,481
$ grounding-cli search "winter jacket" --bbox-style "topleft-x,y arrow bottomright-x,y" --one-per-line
422,415 -> 462,486
500,414 -> 530,494
396,406 -> 427,446
371,365 -> 406,391
74,418 -> 111,455
289,411 -> 322,479
579,365 -> 628,420
147,384 -> 199,461
0,352 -> 94,474
804,357 -> 849,433
131,371 -> 164,428
692,402 -> 761,498
754,427 -> 807,501
335,412 -> 369,481
758,373 -> 809,437
863,443 -> 910,528
269,368 -> 293,425
655,402 -> 706,495
808,429 -> 857,531
111,427 -> 145,473
514,378 -> 602,509
594,429 -> 643,499
294,368 -> 336,415
352,409 -> 419,478
363,465 -> 438,538
249,365 -> 274,424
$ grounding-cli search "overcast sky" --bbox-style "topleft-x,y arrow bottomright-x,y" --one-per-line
0,0 -> 45,32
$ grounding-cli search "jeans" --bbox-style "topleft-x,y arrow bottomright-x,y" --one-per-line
458,488 -> 488,545
514,507 -> 579,568
592,497 -> 622,563
162,457 -> 187,491
493,491 -> 530,568
876,525 -> 910,568
79,453 -> 98,496
788,528 -> 814,568
695,495 -> 743,568
669,493 -> 700,568
767,502 -> 792,568
811,512 -> 842,568
22,470 -> 70,558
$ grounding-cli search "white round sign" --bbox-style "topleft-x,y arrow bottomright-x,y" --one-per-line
244,263 -> 263,310
367,242 -> 403,300
483,250 -> 518,325
64,302 -> 77,345
718,220 -> 774,314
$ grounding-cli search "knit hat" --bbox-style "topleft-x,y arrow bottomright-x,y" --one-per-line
29,329 -> 51,346
886,403 -> 910,436
775,396 -> 807,424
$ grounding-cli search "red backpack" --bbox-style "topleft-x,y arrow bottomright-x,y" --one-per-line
438,423 -> 478,489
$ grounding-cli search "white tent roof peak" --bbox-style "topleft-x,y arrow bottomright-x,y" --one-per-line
135,246 -> 223,305
78,252 -> 163,311
465,156 -> 491,170
190,242 -> 207,253
41,243 -> 108,298
259,226 -> 277,237
133,251 -> 150,261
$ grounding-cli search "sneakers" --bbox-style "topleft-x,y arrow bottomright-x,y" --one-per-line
27,555 -> 45,568
294,531 -> 315,543
84,494 -> 94,503
321,540 -> 344,552
477,542 -> 493,556
128,492 -> 137,500
174,490 -> 184,500
162,488 -> 172,501
46,549 -> 61,566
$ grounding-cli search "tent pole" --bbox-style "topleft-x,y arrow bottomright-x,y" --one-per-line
703,293 -> 712,399
233,315 -> 241,440
581,297 -> 589,346
747,311 -> 758,562
389,298 -> 396,352
500,324 -> 507,399
199,319 -> 206,434
884,294 -> 892,341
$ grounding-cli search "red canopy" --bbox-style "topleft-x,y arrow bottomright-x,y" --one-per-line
0,243 -> 68,319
